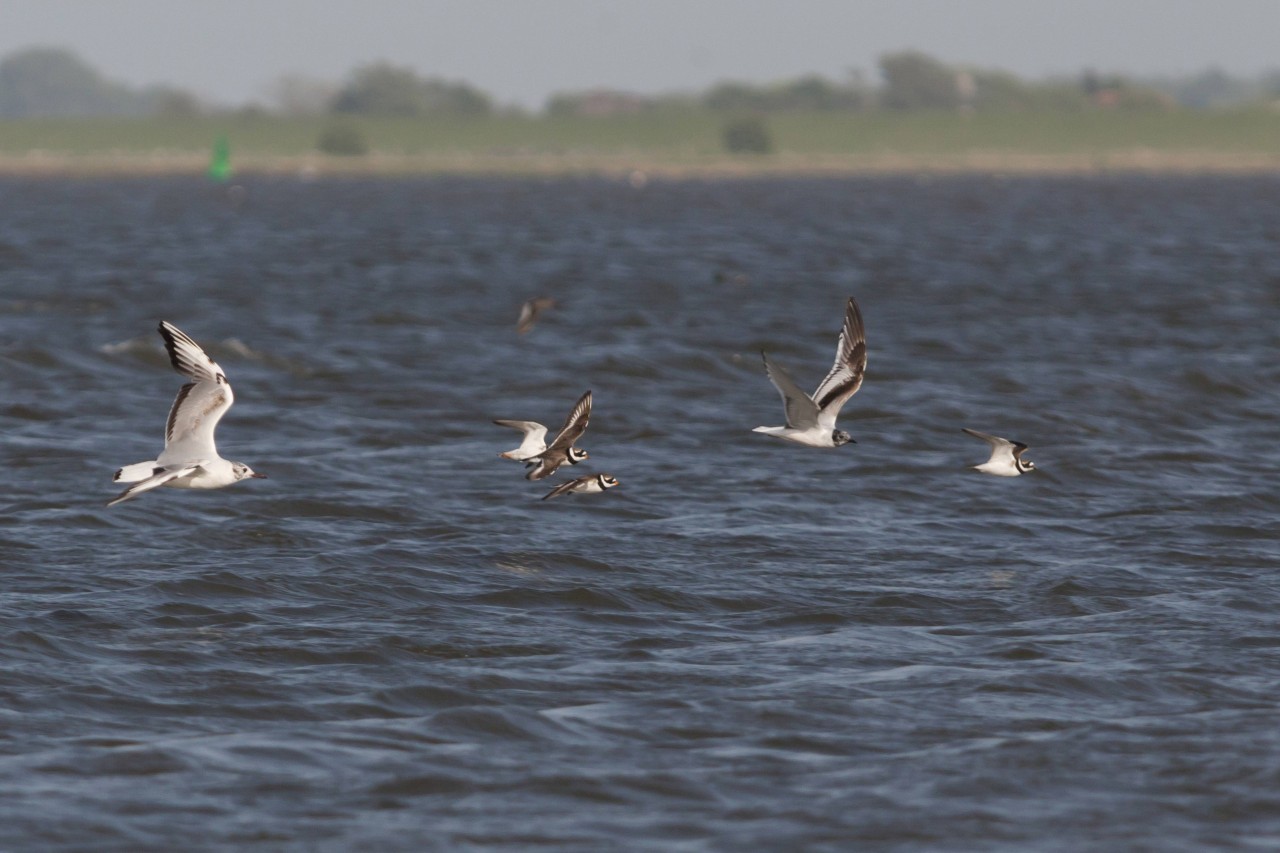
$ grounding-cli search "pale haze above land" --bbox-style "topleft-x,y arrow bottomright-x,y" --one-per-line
1,0 -> 1276,109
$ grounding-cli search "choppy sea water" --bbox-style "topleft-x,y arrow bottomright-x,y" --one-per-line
1,174 -> 1278,851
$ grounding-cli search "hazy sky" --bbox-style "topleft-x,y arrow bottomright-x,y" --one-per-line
1,0 -> 1277,108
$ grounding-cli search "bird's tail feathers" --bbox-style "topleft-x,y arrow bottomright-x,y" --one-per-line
107,466 -> 191,507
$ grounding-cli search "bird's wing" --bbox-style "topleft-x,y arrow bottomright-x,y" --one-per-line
541,477 -> 582,500
761,352 -> 819,430
492,419 -> 548,442
545,391 -> 592,452
516,302 -> 537,334
159,321 -> 226,384
962,428 -> 1020,465
811,297 -> 867,429
155,322 -> 234,465
106,463 -> 202,507
158,379 -> 233,465
525,449 -> 566,481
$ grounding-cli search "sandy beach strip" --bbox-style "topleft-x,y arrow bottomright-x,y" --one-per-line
3,148 -> 1280,178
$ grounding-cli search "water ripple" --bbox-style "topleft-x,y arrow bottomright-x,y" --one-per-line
1,175 -> 1277,850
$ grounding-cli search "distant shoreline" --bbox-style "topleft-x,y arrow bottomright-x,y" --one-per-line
3,149 -> 1280,179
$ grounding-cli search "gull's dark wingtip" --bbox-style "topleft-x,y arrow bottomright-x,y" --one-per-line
156,320 -> 184,362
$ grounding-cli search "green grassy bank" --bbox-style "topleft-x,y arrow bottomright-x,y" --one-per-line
3,109 -> 1280,175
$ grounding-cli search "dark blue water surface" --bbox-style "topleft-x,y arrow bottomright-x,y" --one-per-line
1,174 -> 1278,851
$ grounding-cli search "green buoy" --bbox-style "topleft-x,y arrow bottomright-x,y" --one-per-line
208,136 -> 232,182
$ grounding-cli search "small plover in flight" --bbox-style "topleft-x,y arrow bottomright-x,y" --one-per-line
753,296 -> 867,448
962,428 -> 1037,476
516,296 -> 556,335
493,391 -> 591,468
500,390 -> 592,481
108,321 -> 266,507
541,473 -> 619,501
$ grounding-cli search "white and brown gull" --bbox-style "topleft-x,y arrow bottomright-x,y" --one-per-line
515,296 -> 556,335
108,321 -> 266,507
753,296 -> 867,448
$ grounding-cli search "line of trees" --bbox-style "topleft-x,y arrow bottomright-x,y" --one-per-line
0,47 -> 199,118
0,49 -> 493,120
549,52 -> 1259,116
3,46 -> 1279,120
